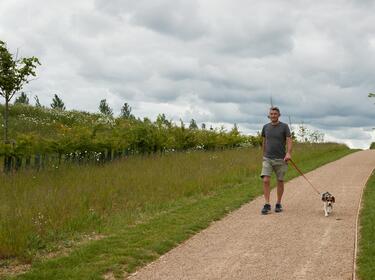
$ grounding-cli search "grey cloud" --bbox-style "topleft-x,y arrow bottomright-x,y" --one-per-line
69,10 -> 117,38
78,55 -> 153,84
94,0 -> 208,40
1,0 -> 375,148
328,128 -> 373,141
309,116 -> 374,130
214,22 -> 294,58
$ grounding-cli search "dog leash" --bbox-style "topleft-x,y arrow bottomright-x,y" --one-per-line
289,159 -> 321,196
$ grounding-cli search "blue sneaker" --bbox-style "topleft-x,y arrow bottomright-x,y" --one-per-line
261,204 -> 271,215
275,203 -> 283,213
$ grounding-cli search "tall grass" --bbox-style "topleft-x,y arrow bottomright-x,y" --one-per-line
357,170 -> 375,279
0,143 -> 351,263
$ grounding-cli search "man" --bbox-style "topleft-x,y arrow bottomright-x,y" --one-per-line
260,107 -> 292,215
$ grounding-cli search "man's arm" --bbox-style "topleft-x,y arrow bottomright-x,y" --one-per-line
284,137 -> 292,161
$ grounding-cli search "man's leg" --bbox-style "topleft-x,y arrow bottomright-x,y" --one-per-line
274,159 -> 287,210
260,158 -> 272,214
276,180 -> 284,204
263,176 -> 271,204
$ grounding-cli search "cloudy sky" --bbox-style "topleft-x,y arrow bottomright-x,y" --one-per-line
0,0 -> 374,148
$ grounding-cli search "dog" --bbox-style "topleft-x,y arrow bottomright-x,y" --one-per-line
321,192 -> 335,217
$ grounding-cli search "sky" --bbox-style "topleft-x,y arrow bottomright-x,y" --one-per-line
0,0 -> 374,149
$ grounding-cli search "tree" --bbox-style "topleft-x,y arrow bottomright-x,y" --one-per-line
189,119 -> 198,129
14,92 -> 29,105
156,113 -> 171,128
230,123 -> 240,136
309,130 -> 324,143
34,95 -> 42,107
99,99 -> 113,116
201,123 -> 206,130
290,131 -> 297,141
51,94 -> 65,110
297,122 -> 324,143
288,115 -> 297,141
0,40 -> 40,144
297,123 -> 309,143
179,119 -> 185,130
121,102 -> 134,119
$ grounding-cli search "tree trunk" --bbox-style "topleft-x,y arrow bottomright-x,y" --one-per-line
3,96 -> 11,173
4,95 -> 9,143
15,156 -> 22,170
3,156 -> 12,173
35,154 -> 41,171
25,156 -> 31,168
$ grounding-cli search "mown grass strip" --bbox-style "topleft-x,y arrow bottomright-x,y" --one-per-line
5,145 -> 355,280
357,170 -> 375,279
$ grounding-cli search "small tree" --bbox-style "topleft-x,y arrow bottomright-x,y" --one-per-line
120,102 -> 133,119
189,119 -> 198,129
288,115 -> 297,141
0,40 -> 40,143
14,92 -> 29,105
99,99 -> 113,116
156,113 -> 171,128
34,95 -> 42,107
309,130 -> 324,143
201,123 -> 206,130
290,131 -> 297,141
179,118 -> 185,130
51,94 -> 65,110
230,123 -> 240,136
297,123 -> 309,143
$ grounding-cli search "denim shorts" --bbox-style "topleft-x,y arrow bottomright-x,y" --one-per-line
260,157 -> 288,181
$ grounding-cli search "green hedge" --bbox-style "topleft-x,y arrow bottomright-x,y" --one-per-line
0,104 -> 263,161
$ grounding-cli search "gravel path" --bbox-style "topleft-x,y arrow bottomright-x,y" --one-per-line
128,150 -> 375,280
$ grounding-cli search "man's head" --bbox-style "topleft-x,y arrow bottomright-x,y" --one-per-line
268,107 -> 281,123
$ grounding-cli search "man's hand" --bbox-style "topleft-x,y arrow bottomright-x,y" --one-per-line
284,152 -> 291,162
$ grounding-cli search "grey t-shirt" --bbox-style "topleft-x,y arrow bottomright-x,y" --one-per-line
261,122 -> 291,159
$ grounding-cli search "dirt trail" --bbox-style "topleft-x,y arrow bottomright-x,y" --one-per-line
128,150 -> 375,280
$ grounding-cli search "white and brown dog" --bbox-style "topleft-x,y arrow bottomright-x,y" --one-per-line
321,192 -> 335,217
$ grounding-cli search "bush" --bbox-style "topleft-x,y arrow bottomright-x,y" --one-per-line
0,104 -> 259,170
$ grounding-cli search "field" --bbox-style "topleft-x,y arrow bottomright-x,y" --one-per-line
0,142 -> 354,279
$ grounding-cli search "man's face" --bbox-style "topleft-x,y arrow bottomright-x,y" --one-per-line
269,110 -> 280,122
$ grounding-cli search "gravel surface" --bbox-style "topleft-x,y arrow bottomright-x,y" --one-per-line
128,150 -> 375,280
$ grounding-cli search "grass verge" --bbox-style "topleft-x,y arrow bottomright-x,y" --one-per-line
357,170 -> 375,279
1,143 -> 355,279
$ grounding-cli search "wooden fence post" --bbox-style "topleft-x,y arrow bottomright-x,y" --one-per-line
15,156 -> 22,171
